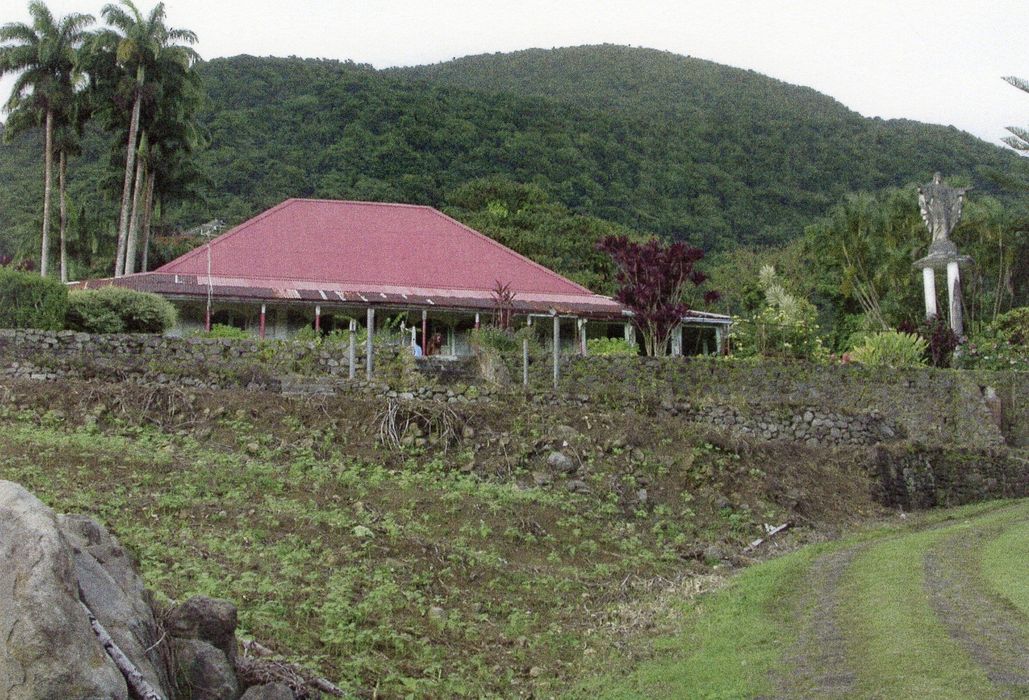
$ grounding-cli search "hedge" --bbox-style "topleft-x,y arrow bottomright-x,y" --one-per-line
66,286 -> 178,334
0,268 -> 68,330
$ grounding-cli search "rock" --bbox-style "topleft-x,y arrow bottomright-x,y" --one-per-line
532,471 -> 553,487
59,514 -> 171,694
703,543 -> 726,564
166,596 -> 239,663
0,481 -> 128,700
566,479 -> 590,494
552,424 -> 579,442
529,666 -> 544,678
240,682 -> 296,700
636,488 -> 649,505
174,638 -> 239,700
428,606 -> 448,623
546,451 -> 576,473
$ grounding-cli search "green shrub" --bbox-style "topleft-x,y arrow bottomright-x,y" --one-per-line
957,307 -> 1029,371
470,326 -> 518,353
204,323 -> 252,339
587,337 -> 638,356
849,331 -> 927,368
0,268 -> 68,330
731,266 -> 827,361
66,287 -> 177,334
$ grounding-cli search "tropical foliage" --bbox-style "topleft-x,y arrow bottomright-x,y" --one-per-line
731,265 -> 826,361
849,331 -> 928,368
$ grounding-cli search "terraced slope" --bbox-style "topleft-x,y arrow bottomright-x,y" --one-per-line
581,500 -> 1029,699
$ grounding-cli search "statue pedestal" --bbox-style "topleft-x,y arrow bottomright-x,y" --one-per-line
913,240 -> 973,335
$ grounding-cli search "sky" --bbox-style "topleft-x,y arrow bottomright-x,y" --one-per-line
1,0 -> 1027,147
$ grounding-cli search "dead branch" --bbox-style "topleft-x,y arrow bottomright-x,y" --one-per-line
239,639 -> 345,698
742,522 -> 792,553
81,600 -> 165,700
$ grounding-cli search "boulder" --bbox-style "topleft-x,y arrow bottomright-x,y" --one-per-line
240,682 -> 295,700
59,514 -> 171,694
174,638 -> 239,700
0,480 -> 128,700
167,596 -> 239,664
546,451 -> 576,474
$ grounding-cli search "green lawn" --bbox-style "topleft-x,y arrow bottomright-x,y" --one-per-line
575,501 -> 1029,700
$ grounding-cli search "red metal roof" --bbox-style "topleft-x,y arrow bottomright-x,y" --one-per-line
78,199 -> 627,317
159,199 -> 595,296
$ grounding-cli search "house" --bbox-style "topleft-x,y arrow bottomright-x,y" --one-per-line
75,198 -> 730,355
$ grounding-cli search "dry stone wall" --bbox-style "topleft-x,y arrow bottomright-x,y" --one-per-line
1,329 -> 1022,450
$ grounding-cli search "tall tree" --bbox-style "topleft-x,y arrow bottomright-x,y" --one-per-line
92,0 -> 197,276
0,1 -> 93,277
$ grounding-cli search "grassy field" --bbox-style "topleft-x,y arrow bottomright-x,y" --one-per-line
576,500 -> 1029,699
3,377 -> 1022,698
0,378 -> 878,698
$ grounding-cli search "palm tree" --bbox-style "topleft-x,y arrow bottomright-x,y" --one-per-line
1002,76 -> 1028,152
93,0 -> 197,277
0,1 -> 93,277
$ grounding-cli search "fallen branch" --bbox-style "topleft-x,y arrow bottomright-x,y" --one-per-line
81,600 -> 165,700
240,638 -> 346,698
743,522 -> 791,553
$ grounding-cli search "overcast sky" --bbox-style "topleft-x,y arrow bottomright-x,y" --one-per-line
2,0 -> 1027,147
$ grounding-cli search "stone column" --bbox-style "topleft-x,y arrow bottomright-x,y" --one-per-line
947,261 -> 962,336
922,266 -> 938,319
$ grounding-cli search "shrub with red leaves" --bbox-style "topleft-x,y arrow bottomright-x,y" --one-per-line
597,235 -> 712,356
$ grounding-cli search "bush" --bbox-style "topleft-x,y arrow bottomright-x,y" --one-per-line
731,266 -> 827,361
470,326 -> 518,353
849,331 -> 927,368
0,268 -> 68,330
957,307 -> 1029,371
203,323 -> 252,339
587,337 -> 638,355
66,287 -> 177,334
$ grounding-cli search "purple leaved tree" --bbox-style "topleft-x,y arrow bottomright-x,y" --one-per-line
598,236 -> 716,356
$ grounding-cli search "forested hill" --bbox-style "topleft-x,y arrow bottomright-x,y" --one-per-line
1,46 -> 1025,260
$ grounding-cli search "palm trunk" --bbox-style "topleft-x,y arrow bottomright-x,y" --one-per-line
115,73 -> 143,277
40,108 -> 54,278
125,153 -> 146,275
59,149 -> 68,283
140,170 -> 156,272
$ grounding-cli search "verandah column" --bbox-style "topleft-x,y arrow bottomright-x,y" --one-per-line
552,314 -> 560,390
259,304 -> 266,339
366,307 -> 375,379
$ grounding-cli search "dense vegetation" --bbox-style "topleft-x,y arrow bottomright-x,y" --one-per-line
2,45 -> 1027,275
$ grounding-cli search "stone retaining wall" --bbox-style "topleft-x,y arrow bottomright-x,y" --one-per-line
1,329 -> 1022,449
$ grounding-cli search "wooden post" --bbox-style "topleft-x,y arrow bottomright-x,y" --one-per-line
523,337 -> 529,388
474,312 -> 480,330
259,304 -> 266,339
348,318 -> 357,379
204,307 -> 211,333
552,314 -> 560,390
714,326 -> 724,356
315,305 -> 321,332
577,318 -> 587,356
366,308 -> 374,379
